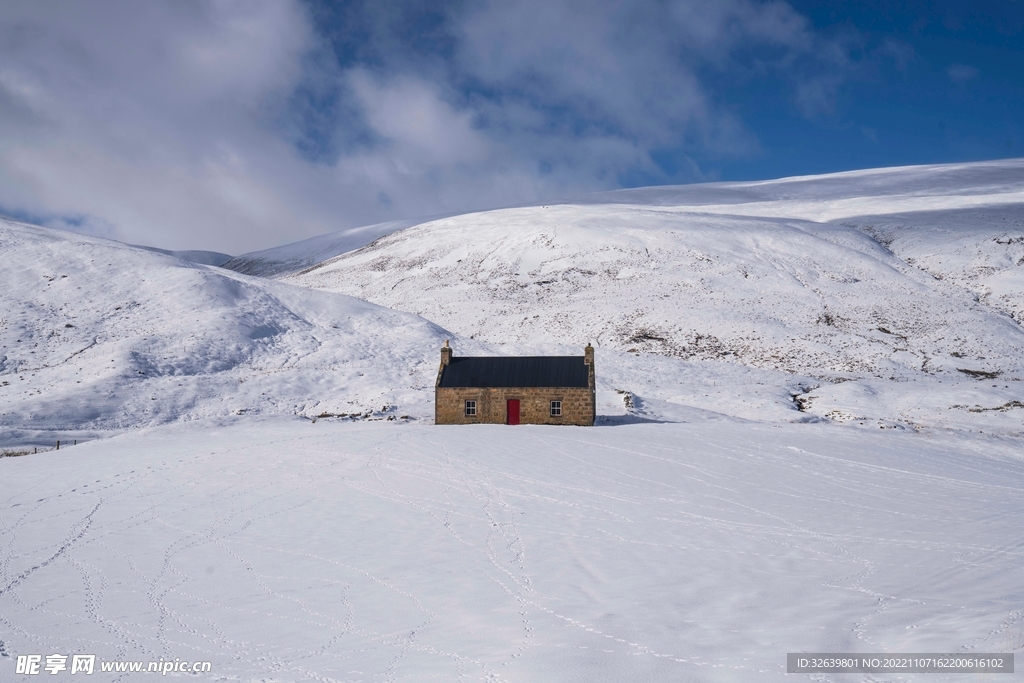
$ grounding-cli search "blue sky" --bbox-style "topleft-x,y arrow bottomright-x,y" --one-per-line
733,0 -> 1024,178
0,0 -> 1020,252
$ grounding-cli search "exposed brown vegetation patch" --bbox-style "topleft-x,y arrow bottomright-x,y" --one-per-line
957,368 -> 1001,379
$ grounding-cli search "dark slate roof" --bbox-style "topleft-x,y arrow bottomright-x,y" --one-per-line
438,356 -> 589,388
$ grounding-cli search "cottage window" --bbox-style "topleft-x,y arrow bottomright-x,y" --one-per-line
465,400 -> 477,416
550,400 -> 562,416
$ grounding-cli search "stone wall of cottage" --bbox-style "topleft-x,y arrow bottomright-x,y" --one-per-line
435,386 -> 595,426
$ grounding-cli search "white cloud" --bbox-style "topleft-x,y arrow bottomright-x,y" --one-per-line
0,0 -> 868,253
456,0 -> 710,146
0,0 -> 324,252
347,70 -> 491,168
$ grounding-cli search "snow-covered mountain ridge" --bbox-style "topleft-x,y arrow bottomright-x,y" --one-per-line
0,216 -> 832,446
3,159 -> 1023,444
585,158 -> 1024,208
0,218 -> 454,446
287,205 -> 1023,375
222,217 -> 440,278
233,158 -> 1024,285
274,160 -> 1024,432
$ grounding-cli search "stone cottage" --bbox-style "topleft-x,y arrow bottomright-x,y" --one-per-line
434,341 -> 595,426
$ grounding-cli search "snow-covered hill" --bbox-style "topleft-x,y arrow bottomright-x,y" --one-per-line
224,159 -> 1024,284
0,219 -> 453,446
4,160 -> 1024,444
276,160 -> 1024,434
0,217 -> 844,447
286,205 -> 1022,376
222,218 -> 436,278
131,245 -> 234,267
585,158 -> 1024,211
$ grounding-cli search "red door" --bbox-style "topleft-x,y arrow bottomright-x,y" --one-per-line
506,399 -> 520,425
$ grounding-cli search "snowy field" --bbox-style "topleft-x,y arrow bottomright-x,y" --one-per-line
2,159 -> 1024,680
2,417 -> 1023,682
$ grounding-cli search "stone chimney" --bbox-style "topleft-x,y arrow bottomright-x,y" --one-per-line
435,340 -> 453,389
585,343 -> 596,422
